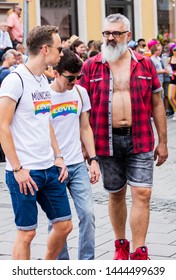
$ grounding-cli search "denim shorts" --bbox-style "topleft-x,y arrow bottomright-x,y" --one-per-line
98,134 -> 154,192
6,165 -> 71,230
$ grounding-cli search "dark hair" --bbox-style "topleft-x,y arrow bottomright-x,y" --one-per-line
61,36 -> 70,42
87,40 -> 94,49
70,40 -> 84,54
137,38 -> 145,44
89,50 -> 99,57
54,48 -> 83,74
26,25 -> 59,55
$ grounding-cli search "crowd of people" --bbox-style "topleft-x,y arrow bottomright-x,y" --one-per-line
0,9 -> 173,261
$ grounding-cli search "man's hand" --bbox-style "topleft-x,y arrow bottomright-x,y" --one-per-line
54,157 -> 68,183
154,143 -> 168,166
14,168 -> 38,195
89,161 -> 100,184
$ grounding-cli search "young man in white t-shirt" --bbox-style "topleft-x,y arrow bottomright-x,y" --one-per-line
0,26 -> 72,260
49,49 -> 100,259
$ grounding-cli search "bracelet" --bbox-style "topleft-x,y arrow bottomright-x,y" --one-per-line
90,156 -> 99,164
13,166 -> 23,172
55,153 -> 63,159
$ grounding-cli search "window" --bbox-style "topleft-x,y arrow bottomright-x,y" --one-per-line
40,0 -> 78,36
105,0 -> 134,37
157,0 -> 176,42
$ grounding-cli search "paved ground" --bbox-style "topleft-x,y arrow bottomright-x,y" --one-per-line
0,118 -> 176,260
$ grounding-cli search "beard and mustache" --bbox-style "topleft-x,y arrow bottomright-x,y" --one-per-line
101,40 -> 128,62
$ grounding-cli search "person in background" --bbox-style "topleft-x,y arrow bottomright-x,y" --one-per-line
6,48 -> 24,68
89,50 -> 99,57
49,48 -> 100,260
71,40 -> 86,61
6,4 -> 23,49
0,21 -> 13,60
61,36 -> 71,49
137,38 -> 146,54
150,42 -> 169,89
127,40 -> 139,52
87,40 -> 94,57
166,43 -> 176,121
87,40 -> 102,58
43,66 -> 55,84
144,39 -> 160,58
0,52 -> 15,84
0,25 -> 72,260
16,43 -> 28,63
78,13 -> 168,260
69,35 -> 79,46
161,44 -> 174,117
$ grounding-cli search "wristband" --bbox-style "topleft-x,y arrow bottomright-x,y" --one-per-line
55,153 -> 63,159
13,166 -> 23,172
90,156 -> 99,164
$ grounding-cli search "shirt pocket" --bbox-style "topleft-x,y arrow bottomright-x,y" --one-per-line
90,77 -> 103,82
89,75 -> 104,106
137,75 -> 152,96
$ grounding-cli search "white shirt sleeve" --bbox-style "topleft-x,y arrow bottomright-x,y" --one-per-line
0,71 -> 23,102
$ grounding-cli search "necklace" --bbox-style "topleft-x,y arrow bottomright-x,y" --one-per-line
24,64 -> 42,87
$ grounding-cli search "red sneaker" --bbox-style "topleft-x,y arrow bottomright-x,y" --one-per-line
130,246 -> 150,260
113,239 -> 130,260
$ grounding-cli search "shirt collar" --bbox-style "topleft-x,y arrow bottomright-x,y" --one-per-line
96,48 -> 144,64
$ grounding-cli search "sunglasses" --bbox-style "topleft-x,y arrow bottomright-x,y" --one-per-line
61,73 -> 84,83
102,31 -> 128,38
173,48 -> 176,51
47,45 -> 63,53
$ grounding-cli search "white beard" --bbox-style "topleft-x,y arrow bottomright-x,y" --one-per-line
102,41 -> 128,62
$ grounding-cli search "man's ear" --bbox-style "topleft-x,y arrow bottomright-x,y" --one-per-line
53,69 -> 59,77
127,31 -> 132,41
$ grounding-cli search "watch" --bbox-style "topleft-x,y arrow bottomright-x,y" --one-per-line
90,156 -> 99,164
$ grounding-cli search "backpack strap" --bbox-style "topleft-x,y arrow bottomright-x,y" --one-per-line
10,72 -> 24,111
75,85 -> 83,111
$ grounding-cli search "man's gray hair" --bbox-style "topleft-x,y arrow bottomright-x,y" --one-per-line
2,52 -> 14,61
105,13 -> 130,31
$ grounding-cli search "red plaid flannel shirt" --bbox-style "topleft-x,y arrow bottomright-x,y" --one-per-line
78,51 -> 162,156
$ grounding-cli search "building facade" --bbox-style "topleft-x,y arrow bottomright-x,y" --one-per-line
0,0 -> 176,44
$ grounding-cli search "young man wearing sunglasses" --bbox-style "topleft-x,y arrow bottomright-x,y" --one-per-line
49,48 -> 100,260
0,25 -> 72,259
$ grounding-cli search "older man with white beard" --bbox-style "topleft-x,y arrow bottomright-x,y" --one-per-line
78,13 -> 168,260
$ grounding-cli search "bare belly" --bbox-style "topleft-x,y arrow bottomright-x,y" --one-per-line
112,90 -> 132,127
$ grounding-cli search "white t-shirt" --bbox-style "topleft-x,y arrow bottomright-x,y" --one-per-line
50,85 -> 91,165
0,64 -> 54,170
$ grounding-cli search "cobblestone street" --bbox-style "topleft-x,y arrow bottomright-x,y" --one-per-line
0,118 -> 176,260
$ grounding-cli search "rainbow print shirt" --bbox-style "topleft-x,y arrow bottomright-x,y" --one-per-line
33,100 -> 51,115
31,90 -> 51,115
51,101 -> 78,118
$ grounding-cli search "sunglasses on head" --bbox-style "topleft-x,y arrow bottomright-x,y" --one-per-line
61,73 -> 84,83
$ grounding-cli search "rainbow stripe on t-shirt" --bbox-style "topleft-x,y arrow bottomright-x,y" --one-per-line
51,101 -> 78,118
33,100 -> 51,115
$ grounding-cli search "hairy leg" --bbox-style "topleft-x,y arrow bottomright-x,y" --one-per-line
109,186 -> 127,239
130,187 -> 151,251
